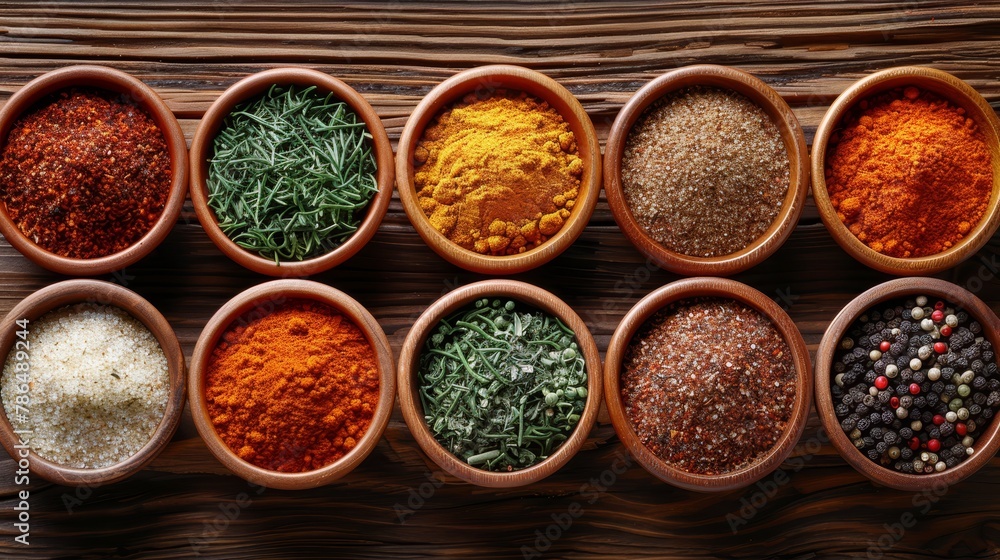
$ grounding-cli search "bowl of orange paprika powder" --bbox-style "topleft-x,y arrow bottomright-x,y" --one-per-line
189,280 -> 395,489
812,66 -> 1000,275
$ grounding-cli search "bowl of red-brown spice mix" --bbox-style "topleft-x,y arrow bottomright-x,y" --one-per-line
815,278 -> 1000,492
398,280 -> 602,487
604,277 -> 812,492
189,68 -> 395,277
396,65 -> 602,275
812,66 -> 1000,276
0,279 -> 186,486
604,65 -> 809,277
0,66 -> 188,276
188,279 -> 395,490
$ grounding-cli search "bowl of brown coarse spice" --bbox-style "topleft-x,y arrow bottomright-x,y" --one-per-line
396,65 -> 601,275
0,65 -> 189,276
604,277 -> 812,492
812,67 -> 1000,276
604,65 -> 809,277
0,279 -> 186,486
188,279 -> 395,490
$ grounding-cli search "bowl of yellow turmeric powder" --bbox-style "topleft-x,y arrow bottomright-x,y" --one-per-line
396,65 -> 601,274
812,66 -> 1000,276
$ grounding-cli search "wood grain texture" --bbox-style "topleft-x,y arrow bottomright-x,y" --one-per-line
0,2 -> 999,559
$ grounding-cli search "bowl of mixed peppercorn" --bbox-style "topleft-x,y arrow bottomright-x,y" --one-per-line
189,68 -> 395,277
0,65 -> 189,275
816,277 -> 1000,491
604,277 -> 813,492
397,279 -> 602,487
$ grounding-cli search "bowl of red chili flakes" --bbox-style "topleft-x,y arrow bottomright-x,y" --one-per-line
0,65 -> 188,276
604,277 -> 813,492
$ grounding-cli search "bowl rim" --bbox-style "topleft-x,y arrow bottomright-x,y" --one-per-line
188,67 -> 395,277
0,279 -> 186,486
810,65 -> 1000,276
814,277 -> 1000,491
603,64 -> 809,277
395,64 -> 602,275
188,279 -> 396,490
397,279 -> 603,487
604,277 -> 813,492
0,65 -> 189,276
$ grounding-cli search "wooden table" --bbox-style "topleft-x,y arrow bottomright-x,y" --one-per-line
2,3 -> 1000,558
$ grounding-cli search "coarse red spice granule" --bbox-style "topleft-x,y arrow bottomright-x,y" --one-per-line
620,297 -> 796,475
0,88 -> 171,259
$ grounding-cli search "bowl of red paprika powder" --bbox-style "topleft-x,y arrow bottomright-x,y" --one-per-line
0,66 -> 189,276
604,65 -> 809,277
396,65 -> 602,275
812,66 -> 1000,276
815,278 -> 1000,491
189,68 -> 395,277
188,279 -> 395,490
604,277 -> 812,492
398,280 -> 603,487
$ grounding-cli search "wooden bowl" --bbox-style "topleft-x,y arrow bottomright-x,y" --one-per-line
189,68 -> 394,277
815,277 -> 1000,491
0,279 -> 186,486
397,279 -> 603,487
604,65 -> 809,276
0,65 -> 188,276
604,277 -> 812,492
812,66 -> 1000,275
188,279 -> 395,490
395,65 -> 601,275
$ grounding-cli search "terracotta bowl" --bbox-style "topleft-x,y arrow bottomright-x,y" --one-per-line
188,279 -> 395,490
604,64 -> 809,277
0,279 -> 186,486
397,279 -> 603,487
189,68 -> 394,277
604,277 -> 812,492
815,277 -> 1000,491
812,66 -> 1000,275
0,65 -> 188,276
396,65 -> 601,275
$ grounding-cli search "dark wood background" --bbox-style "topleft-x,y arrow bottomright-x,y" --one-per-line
2,2 -> 1000,559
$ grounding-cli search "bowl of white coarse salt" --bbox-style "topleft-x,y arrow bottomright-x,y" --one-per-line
0,279 -> 185,486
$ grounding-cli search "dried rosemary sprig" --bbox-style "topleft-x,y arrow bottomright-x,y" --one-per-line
207,84 -> 377,263
418,298 -> 588,472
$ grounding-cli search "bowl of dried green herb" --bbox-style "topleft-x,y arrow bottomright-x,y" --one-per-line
190,68 -> 394,277
398,279 -> 602,487
0,65 -> 189,276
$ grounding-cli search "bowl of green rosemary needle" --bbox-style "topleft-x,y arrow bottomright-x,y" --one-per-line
190,68 -> 394,277
398,279 -> 603,487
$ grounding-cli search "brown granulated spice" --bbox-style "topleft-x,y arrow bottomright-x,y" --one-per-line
621,86 -> 789,257
620,297 -> 796,475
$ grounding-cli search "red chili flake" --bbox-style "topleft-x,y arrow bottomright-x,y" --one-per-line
0,88 -> 171,258
620,297 -> 796,476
